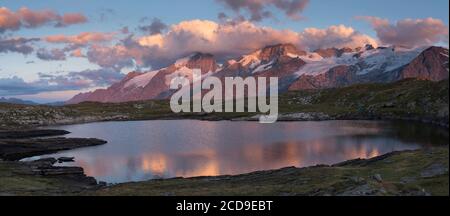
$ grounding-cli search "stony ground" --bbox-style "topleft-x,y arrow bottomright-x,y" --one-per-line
0,160 -> 101,196
0,130 -> 107,196
0,130 -> 107,161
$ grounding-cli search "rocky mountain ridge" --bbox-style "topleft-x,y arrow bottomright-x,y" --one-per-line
67,44 -> 449,104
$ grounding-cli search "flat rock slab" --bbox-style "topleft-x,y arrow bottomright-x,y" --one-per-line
58,157 -> 75,163
34,166 -> 85,176
421,163 -> 449,178
0,137 -> 107,161
2,160 -> 101,195
0,130 -> 70,139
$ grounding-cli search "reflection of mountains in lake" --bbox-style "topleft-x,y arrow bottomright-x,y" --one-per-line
91,136 -> 417,179
29,120 -> 448,183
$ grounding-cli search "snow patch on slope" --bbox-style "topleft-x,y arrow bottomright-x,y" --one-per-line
174,56 -> 191,67
295,52 -> 357,76
293,46 -> 425,77
252,60 -> 274,74
124,70 -> 160,88
357,47 -> 424,75
165,67 -> 195,86
239,50 -> 261,67
286,53 -> 299,58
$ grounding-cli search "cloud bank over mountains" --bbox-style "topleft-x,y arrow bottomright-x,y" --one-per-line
132,20 -> 377,68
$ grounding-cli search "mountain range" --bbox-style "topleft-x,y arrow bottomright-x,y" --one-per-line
0,97 -> 38,105
67,44 -> 449,104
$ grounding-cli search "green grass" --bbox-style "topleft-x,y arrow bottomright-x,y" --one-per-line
0,162 -> 90,196
1,79 -> 448,129
63,79 -> 450,124
279,79 -> 449,119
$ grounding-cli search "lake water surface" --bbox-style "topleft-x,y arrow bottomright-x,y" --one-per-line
26,120 -> 448,183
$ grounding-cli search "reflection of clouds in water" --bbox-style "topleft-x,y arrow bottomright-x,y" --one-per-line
70,135 -> 392,182
239,141 -> 302,171
141,153 -> 167,175
32,120 -> 434,183
78,136 -> 415,182
173,149 -> 219,177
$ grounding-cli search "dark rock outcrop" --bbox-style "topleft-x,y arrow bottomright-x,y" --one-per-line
0,129 -> 70,139
315,47 -> 354,58
0,137 -> 107,161
289,65 -> 356,90
398,46 -> 449,81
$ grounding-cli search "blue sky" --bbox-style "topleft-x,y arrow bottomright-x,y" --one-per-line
3,0 -> 448,36
0,0 -> 449,102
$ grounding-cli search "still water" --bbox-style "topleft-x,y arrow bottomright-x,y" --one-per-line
26,120 -> 448,183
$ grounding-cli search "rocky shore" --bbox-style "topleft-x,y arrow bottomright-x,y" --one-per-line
0,129 -> 70,139
0,129 -> 107,195
0,130 -> 107,161
0,159 -> 102,196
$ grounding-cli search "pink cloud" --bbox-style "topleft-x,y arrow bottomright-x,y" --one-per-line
86,44 -> 139,69
0,7 -> 22,31
358,16 -> 449,47
0,7 -> 87,32
45,32 -> 115,45
298,25 -> 378,50
17,7 -> 59,28
70,48 -> 85,57
60,13 -> 88,26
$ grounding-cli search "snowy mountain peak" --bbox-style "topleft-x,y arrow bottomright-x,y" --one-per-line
260,44 -> 306,59
123,71 -> 144,81
173,52 -> 219,73
233,43 -> 307,71
67,44 -> 449,104
314,47 -> 355,58
124,70 -> 159,89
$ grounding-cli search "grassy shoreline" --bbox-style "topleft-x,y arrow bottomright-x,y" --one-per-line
1,79 -> 448,130
91,148 -> 449,196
